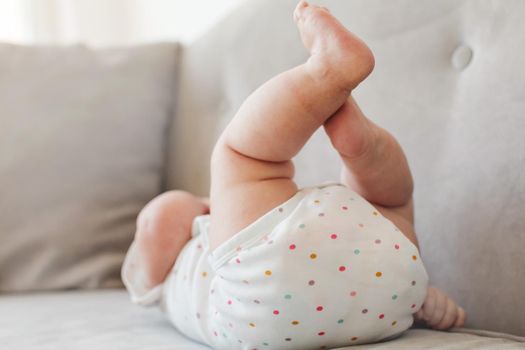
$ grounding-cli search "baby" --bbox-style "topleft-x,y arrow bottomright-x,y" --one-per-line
122,2 -> 466,349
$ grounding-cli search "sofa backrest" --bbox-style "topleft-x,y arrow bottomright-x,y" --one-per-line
0,43 -> 179,292
166,0 -> 525,335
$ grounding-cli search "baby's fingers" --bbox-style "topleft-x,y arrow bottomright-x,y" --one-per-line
427,288 -> 447,326
454,307 -> 466,327
434,297 -> 457,330
420,286 -> 436,320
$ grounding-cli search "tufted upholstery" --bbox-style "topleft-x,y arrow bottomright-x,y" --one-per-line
166,0 -> 525,336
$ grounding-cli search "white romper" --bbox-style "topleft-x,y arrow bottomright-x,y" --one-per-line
122,184 -> 429,349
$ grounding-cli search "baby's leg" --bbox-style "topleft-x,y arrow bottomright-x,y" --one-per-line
210,1 -> 374,250
324,96 -> 417,241
133,191 -> 209,288
325,96 -> 414,207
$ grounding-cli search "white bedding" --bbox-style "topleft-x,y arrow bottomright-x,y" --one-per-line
1,290 -> 523,350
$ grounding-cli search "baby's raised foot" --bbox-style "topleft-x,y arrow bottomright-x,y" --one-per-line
294,0 -> 375,91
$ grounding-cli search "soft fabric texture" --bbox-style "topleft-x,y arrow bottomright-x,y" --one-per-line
1,290 -> 523,350
167,0 -> 525,336
0,43 -> 179,291
123,184 -> 428,349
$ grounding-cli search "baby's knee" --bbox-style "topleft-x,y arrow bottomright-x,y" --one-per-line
137,191 -> 203,236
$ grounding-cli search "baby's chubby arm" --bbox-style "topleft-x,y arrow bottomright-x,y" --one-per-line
415,286 -> 466,330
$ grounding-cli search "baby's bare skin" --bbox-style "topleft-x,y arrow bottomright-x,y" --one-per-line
130,0 -> 465,332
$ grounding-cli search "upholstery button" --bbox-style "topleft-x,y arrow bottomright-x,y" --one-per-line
451,45 -> 473,70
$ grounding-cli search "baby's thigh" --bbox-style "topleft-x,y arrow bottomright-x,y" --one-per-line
209,143 -> 297,251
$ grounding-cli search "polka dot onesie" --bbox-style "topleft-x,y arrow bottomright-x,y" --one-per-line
122,184 -> 429,349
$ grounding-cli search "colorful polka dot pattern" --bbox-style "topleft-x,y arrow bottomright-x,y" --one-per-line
161,184 -> 428,350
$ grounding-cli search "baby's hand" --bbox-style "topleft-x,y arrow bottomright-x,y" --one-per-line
414,286 -> 466,330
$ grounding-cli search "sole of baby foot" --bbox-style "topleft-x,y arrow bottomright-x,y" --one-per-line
293,0 -> 375,91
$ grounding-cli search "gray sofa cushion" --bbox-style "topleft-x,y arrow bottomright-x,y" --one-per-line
0,43 -> 178,292
167,0 -> 525,336
0,290 -> 523,349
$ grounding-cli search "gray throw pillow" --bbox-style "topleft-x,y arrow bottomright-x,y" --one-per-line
0,43 -> 178,291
